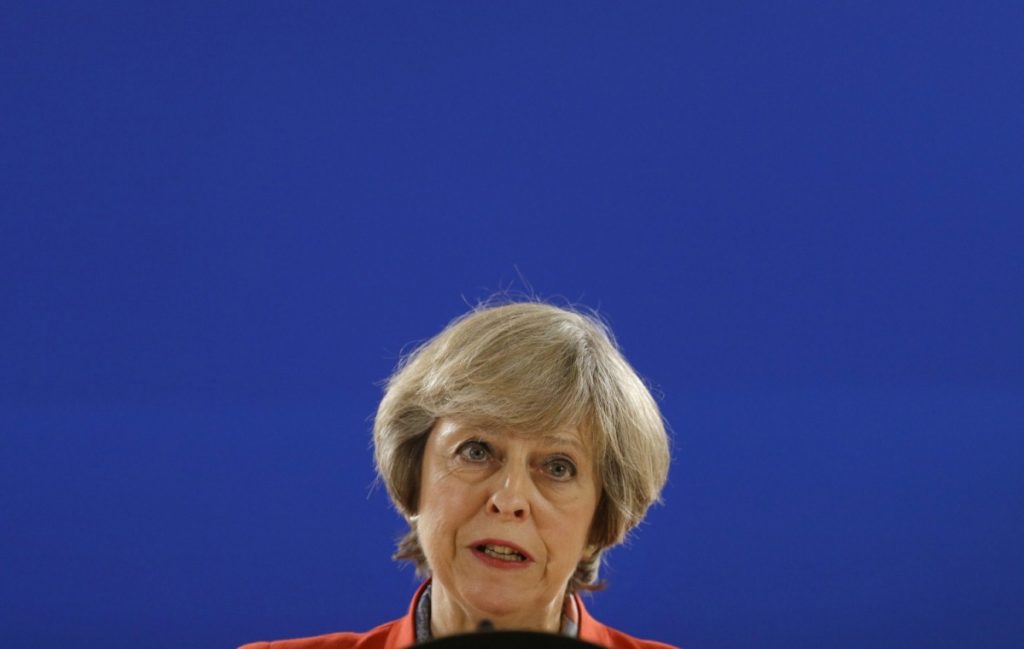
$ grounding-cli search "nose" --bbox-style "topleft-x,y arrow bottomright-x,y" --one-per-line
487,464 -> 531,521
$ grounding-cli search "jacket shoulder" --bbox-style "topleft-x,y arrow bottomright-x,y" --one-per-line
599,625 -> 680,649
238,619 -> 399,649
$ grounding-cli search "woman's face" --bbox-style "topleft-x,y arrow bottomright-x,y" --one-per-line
416,417 -> 600,630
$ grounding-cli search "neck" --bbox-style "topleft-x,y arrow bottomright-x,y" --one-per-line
429,581 -> 564,637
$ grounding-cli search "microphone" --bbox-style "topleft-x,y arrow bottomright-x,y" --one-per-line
476,619 -> 495,632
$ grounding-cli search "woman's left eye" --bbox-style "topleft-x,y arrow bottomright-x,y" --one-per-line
457,440 -> 491,462
544,457 -> 577,480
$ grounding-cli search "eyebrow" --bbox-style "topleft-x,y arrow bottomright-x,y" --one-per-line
443,422 -> 587,455
536,433 -> 586,454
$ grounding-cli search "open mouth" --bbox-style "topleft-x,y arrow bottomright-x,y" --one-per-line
475,543 -> 528,562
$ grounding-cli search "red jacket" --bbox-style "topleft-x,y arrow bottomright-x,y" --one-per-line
239,582 -> 677,649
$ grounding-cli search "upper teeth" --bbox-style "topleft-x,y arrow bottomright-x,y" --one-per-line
482,544 -> 525,560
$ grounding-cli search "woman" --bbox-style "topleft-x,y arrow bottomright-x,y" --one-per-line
241,302 -> 674,648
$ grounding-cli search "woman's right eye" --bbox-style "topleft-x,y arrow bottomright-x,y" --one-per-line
457,440 -> 491,462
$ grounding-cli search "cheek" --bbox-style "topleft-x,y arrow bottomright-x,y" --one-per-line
545,491 -> 599,549
561,506 -> 595,546
419,476 -> 478,542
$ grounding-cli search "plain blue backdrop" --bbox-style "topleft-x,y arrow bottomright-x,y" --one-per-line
2,3 -> 1022,648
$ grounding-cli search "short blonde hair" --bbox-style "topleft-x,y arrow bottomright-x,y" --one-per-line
373,300 -> 670,590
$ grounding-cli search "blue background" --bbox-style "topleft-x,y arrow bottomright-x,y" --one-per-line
2,3 -> 1022,648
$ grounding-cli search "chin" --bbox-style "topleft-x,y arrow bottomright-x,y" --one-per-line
458,580 -> 534,620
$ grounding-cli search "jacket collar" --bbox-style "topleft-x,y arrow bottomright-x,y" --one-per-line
384,581 -> 425,648
575,590 -> 612,646
393,581 -> 611,647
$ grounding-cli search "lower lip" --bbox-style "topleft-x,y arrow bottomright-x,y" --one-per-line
470,547 -> 533,570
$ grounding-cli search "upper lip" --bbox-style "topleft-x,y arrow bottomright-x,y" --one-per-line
469,538 -> 534,561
